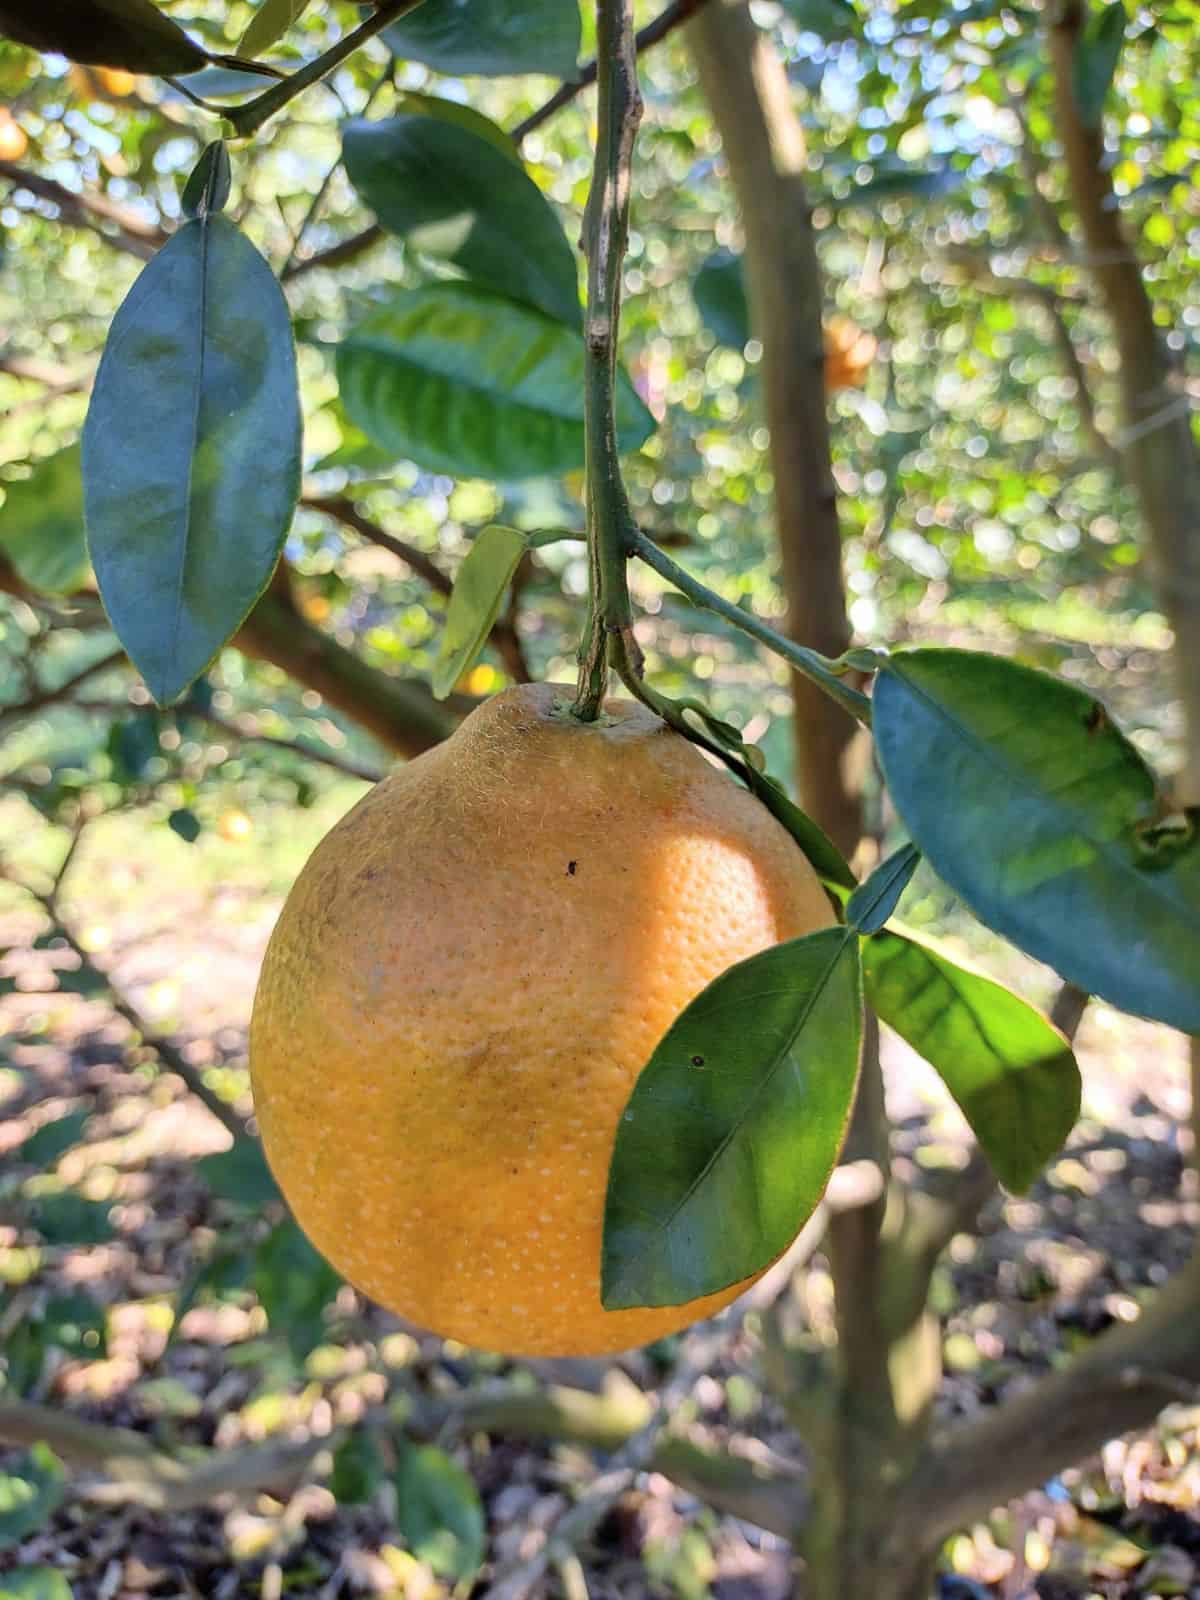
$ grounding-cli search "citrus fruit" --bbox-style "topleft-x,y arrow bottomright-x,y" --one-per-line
250,683 -> 835,1356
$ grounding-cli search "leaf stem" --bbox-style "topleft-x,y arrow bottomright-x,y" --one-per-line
572,0 -> 643,721
628,529 -> 873,725
223,0 -> 424,141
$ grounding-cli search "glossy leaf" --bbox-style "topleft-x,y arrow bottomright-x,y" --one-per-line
0,445 -> 90,596
845,843 -> 921,934
0,1446 -> 64,1550
336,284 -> 655,481
0,1566 -> 73,1599
693,251 -> 750,349
603,927 -> 861,1309
342,113 -> 579,327
385,0 -> 580,79
83,216 -> 301,705
239,0 -> 314,57
0,0 -> 208,72
1073,1 -> 1126,127
394,1444 -> 486,1584
433,524 -> 527,698
864,927 -> 1081,1192
873,648 -> 1200,1032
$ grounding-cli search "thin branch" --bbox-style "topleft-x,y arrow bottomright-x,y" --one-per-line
511,0 -> 714,145
630,529 -> 872,725
0,649 -> 126,727
197,709 -> 385,784
0,160 -> 167,260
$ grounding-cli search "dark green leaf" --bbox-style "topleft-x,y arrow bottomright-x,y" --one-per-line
872,648 -> 1200,1031
336,284 -> 655,481
107,712 -> 160,782
741,768 -> 857,890
27,1191 -> 114,1244
40,1292 -> 107,1358
168,807 -> 201,843
239,0 -> 314,56
0,0 -> 208,72
603,927 -> 861,1309
197,1139 -> 280,1209
394,1444 -> 485,1584
780,0 -> 860,40
0,1566 -> 73,1599
0,1446 -> 65,1550
864,927 -> 1081,1192
385,0 -> 580,78
846,843 -> 921,934
330,1428 -> 385,1506
181,140 -> 231,219
432,525 -> 527,698
15,1112 -> 90,1169
0,446 -> 90,596
254,1219 -> 340,1360
693,251 -> 750,349
83,215 -> 302,705
393,90 -> 525,162
1072,1 -> 1126,127
342,113 -> 579,327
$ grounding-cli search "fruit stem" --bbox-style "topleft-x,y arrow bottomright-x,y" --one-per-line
572,0 -> 644,722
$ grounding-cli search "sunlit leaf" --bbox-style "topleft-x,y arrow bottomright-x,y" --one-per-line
864,926 -> 1081,1191
0,446 -> 90,596
0,1446 -> 64,1550
394,1444 -> 485,1584
872,648 -> 1200,1031
603,927 -> 861,1309
0,1565 -> 73,1599
238,0 -> 314,57
432,524 -> 527,699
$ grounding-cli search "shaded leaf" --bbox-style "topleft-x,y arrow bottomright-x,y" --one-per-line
0,1445 -> 65,1550
27,1191 -> 114,1244
603,927 -> 861,1309
336,283 -> 654,481
385,0 -> 580,78
342,113 -> 579,327
433,525 -> 527,699
843,164 -> 961,203
330,1428 -> 385,1506
197,1139 -> 280,1209
0,0 -> 207,72
873,648 -> 1200,1031
780,0 -> 860,39
693,251 -> 749,349
1073,1 -> 1126,127
40,1292 -> 107,1359
239,0 -> 314,57
83,215 -> 301,705
15,1111 -> 91,1170
0,445 -> 90,596
741,767 -> 857,890
254,1219 -> 340,1360
168,807 -> 201,843
864,926 -> 1081,1192
180,140 -> 231,219
845,843 -> 921,934
394,1444 -> 485,1584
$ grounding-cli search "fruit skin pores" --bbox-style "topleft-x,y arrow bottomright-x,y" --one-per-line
249,683 -> 834,1357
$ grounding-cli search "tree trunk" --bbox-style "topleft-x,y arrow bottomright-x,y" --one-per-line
688,0 -> 861,856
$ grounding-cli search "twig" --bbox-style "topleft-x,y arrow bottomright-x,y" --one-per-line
198,709 -> 384,784
629,530 -> 872,725
0,649 -> 125,727
0,160 -> 167,259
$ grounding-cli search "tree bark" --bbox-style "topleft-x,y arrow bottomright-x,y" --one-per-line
688,0 -> 861,854
1048,2 -> 1200,805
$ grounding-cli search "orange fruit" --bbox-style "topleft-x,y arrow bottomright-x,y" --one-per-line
218,808 -> 253,842
250,683 -> 834,1356
0,110 -> 28,162
823,315 -> 877,392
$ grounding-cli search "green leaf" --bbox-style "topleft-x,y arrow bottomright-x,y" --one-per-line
180,140 -> 231,219
0,0 -> 208,72
254,1219 -> 340,1360
432,525 -> 527,699
40,1292 -> 108,1359
342,113 -> 580,327
393,91 -> 525,163
239,0 -> 314,57
83,215 -> 302,706
1072,1 -> 1126,127
864,927 -> 1081,1192
330,1428 -> 385,1506
0,1566 -> 73,1599
693,251 -> 750,349
0,1446 -> 65,1551
394,1444 -> 486,1584
0,446 -> 90,596
15,1111 -> 90,1170
845,843 -> 921,934
603,927 -> 861,1309
27,1191 -> 114,1244
843,164 -> 961,203
780,0 -> 861,40
336,283 -> 655,481
197,1139 -> 280,1209
385,0 -> 580,79
167,807 -> 201,843
872,648 -> 1200,1032
741,768 -> 857,890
